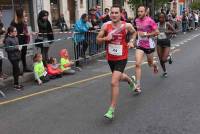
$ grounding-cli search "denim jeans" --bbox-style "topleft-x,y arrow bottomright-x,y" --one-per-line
182,23 -> 187,32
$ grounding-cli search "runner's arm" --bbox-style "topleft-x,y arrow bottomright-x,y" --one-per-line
166,22 -> 176,34
96,24 -> 107,44
126,23 -> 137,48
147,29 -> 159,37
137,29 -> 159,37
97,25 -> 112,44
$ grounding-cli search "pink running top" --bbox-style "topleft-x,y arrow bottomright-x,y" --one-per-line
135,16 -> 157,49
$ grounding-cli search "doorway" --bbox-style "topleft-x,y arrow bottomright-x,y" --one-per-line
68,0 -> 75,25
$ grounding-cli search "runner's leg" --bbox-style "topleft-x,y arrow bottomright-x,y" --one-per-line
146,52 -> 158,74
120,73 -> 132,83
110,71 -> 122,109
120,73 -> 135,91
135,49 -> 144,90
104,71 -> 122,119
157,46 -> 165,72
161,47 -> 170,74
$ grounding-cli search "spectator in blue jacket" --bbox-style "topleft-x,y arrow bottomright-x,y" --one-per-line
74,13 -> 90,67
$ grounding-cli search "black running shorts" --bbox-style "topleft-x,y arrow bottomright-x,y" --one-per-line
108,59 -> 127,73
136,46 -> 155,54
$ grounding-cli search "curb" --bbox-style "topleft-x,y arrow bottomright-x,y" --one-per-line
0,52 -> 106,88
1,72 -> 34,88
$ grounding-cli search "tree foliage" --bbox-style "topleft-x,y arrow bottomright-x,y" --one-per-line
128,0 -> 169,10
190,2 -> 200,10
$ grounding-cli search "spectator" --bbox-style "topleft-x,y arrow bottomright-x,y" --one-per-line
189,11 -> 195,30
59,49 -> 75,75
102,8 -> 110,23
96,5 -> 102,20
47,57 -> 62,79
0,10 -> 7,79
74,13 -> 89,67
33,53 -> 50,85
4,26 -> 23,90
182,11 -> 188,34
121,8 -> 128,22
96,5 -> 103,27
58,13 -> 68,32
37,10 -> 54,66
89,8 -> 101,29
194,11 -> 199,30
11,8 -> 32,72
23,16 -> 30,45
146,7 -> 150,17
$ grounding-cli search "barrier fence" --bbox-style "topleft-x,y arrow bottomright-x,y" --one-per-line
0,30 -> 106,65
73,30 -> 106,65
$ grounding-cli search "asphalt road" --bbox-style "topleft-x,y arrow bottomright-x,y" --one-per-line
0,30 -> 200,134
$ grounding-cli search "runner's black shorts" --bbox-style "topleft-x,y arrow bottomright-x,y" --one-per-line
136,46 -> 155,54
157,38 -> 171,47
108,59 -> 127,73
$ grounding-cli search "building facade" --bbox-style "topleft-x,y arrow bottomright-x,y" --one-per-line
0,0 -> 34,28
169,0 -> 197,16
0,0 -> 134,31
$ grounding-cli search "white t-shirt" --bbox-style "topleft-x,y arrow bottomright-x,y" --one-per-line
195,14 -> 199,22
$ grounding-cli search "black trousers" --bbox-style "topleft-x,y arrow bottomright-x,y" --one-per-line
21,46 -> 27,70
0,58 -> 2,73
41,47 -> 49,66
9,59 -> 20,85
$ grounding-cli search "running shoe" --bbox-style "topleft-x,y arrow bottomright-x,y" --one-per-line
104,107 -> 114,120
129,75 -> 136,91
134,85 -> 142,93
14,85 -> 23,91
162,72 -> 168,78
168,55 -> 173,64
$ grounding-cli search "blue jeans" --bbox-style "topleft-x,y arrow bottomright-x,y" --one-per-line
182,23 -> 187,32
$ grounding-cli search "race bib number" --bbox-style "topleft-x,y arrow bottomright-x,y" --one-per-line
108,44 -> 122,56
43,71 -> 47,76
158,32 -> 167,39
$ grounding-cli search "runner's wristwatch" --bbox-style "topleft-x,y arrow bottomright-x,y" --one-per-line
130,39 -> 135,43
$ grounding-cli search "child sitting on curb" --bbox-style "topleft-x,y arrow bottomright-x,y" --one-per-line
47,57 -> 62,79
59,49 -> 75,75
33,53 -> 50,85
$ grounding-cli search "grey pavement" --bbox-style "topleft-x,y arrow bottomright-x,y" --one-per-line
0,30 -> 200,133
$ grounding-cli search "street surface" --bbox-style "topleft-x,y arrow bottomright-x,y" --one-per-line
0,30 -> 200,134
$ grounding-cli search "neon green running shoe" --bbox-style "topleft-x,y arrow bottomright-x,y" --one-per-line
104,107 -> 114,120
129,75 -> 136,91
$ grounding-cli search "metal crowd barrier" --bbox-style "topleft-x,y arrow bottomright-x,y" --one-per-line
72,30 -> 106,66
0,30 -> 106,71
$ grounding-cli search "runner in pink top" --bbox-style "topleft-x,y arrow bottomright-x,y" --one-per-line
135,16 -> 158,49
132,5 -> 159,93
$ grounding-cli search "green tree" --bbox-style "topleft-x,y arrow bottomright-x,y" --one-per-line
190,2 -> 200,10
128,0 -> 168,10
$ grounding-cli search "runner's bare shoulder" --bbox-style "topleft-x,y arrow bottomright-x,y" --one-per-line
101,21 -> 112,31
